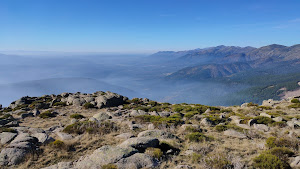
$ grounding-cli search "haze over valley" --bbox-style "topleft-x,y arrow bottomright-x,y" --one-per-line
1,44 -> 300,107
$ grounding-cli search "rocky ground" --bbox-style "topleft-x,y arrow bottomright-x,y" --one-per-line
0,91 -> 300,169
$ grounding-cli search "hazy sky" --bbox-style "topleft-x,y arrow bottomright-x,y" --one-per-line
1,0 -> 300,53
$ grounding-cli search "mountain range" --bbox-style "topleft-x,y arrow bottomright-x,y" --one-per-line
151,44 -> 300,80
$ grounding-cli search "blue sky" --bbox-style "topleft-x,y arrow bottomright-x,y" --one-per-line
0,0 -> 300,53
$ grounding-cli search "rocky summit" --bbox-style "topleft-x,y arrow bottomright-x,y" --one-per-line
0,91 -> 300,169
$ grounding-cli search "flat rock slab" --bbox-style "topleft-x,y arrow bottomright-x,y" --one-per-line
0,132 -> 17,144
137,130 -> 177,139
116,153 -> 159,169
75,145 -> 138,168
224,129 -> 247,139
119,137 -> 159,150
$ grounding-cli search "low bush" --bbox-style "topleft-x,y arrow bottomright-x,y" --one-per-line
288,103 -> 300,108
258,106 -> 273,110
0,127 -> 17,133
145,147 -> 163,159
247,102 -> 258,107
63,121 -> 118,135
50,140 -> 65,149
266,136 -> 299,150
253,153 -> 290,169
186,132 -> 214,142
268,147 -> 294,161
266,137 -> 277,149
254,116 -> 274,125
291,98 -> 300,103
191,153 -> 202,163
134,114 -> 183,126
270,121 -> 287,128
204,153 -> 232,169
53,102 -> 67,107
83,103 -> 95,109
70,113 -> 85,119
215,124 -> 245,132
39,110 -> 56,119
101,164 -> 118,169
184,111 -> 199,119
0,114 -> 13,119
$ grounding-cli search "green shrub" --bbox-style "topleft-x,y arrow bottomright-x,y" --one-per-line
83,102 -> 95,109
258,106 -> 273,110
266,137 -> 299,150
247,102 -> 258,107
50,140 -> 65,149
39,110 -> 56,119
12,104 -> 28,111
215,125 -> 228,132
148,101 -> 158,107
186,132 -> 213,142
215,124 -> 245,132
134,106 -> 150,112
131,98 -> 140,104
253,153 -> 290,169
70,113 -> 85,119
17,111 -> 27,115
266,137 -> 277,149
204,153 -> 232,169
288,103 -> 300,108
184,111 -> 199,119
53,102 -> 67,107
191,153 -> 202,163
145,147 -> 163,159
0,114 -> 13,119
185,126 -> 202,133
63,121 -> 118,135
254,116 -> 274,125
101,164 -> 118,169
291,98 -> 300,103
0,127 -> 17,133
270,121 -> 287,128
268,147 -> 294,160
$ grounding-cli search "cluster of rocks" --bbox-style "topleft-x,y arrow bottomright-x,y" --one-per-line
43,129 -> 179,169
8,91 -> 127,110
0,127 -> 54,165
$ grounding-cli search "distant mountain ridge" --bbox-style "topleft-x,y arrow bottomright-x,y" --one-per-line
152,44 -> 300,80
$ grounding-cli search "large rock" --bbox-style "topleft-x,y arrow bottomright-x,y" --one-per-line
236,124 -> 251,130
95,92 -> 127,108
130,110 -> 149,116
0,134 -> 38,166
273,116 -> 283,122
248,119 -> 257,126
260,113 -> 272,118
75,145 -> 138,168
0,148 -> 27,165
116,153 -> 159,169
56,132 -> 73,141
116,133 -> 135,139
262,99 -> 280,107
119,137 -> 159,150
32,133 -> 54,144
200,118 -> 214,127
291,156 -> 300,168
21,112 -> 34,119
224,129 -> 247,139
137,130 -> 177,139
253,124 -> 270,132
0,132 -> 17,144
92,112 -> 112,122
229,116 -> 241,124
